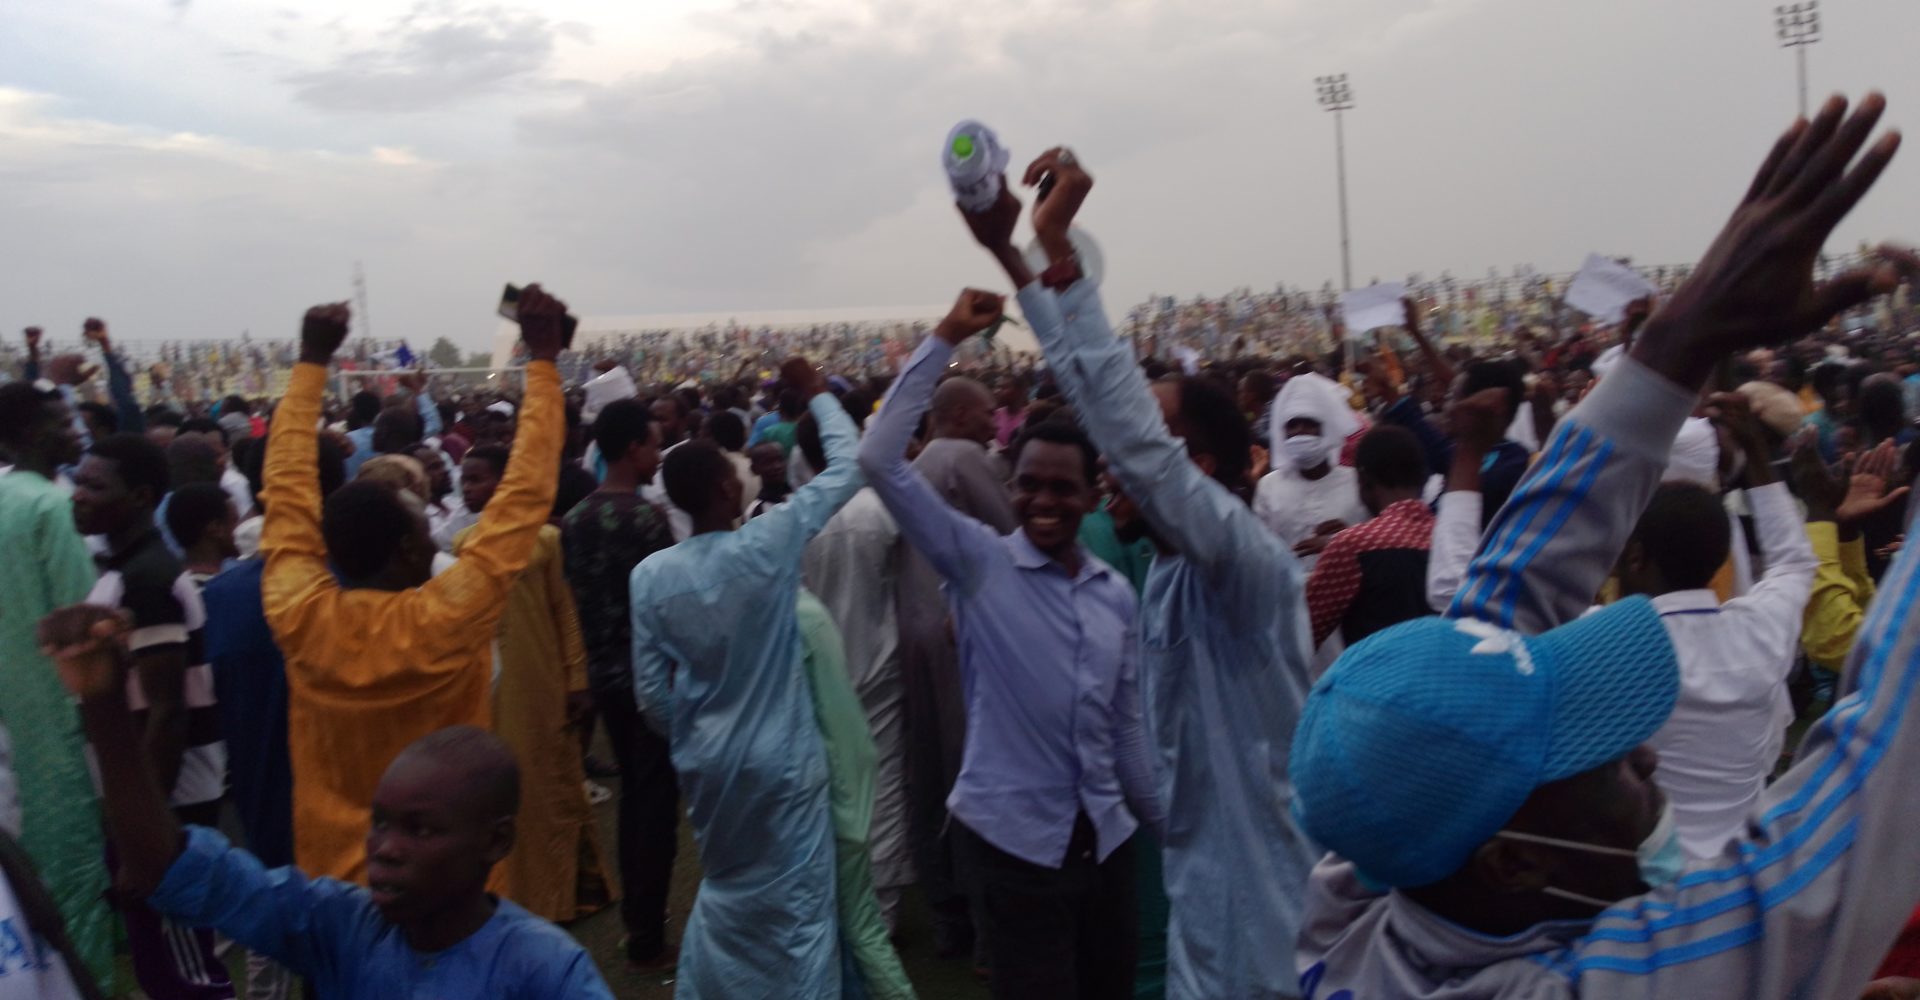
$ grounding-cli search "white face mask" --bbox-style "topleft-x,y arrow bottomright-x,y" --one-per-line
1494,801 -> 1685,909
1280,433 -> 1329,471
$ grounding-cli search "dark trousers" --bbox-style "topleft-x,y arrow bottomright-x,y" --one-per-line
598,687 -> 681,958
114,800 -> 235,1000
958,816 -> 1139,1000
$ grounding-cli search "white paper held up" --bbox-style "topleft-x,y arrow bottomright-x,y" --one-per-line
1340,283 -> 1407,337
1563,253 -> 1657,324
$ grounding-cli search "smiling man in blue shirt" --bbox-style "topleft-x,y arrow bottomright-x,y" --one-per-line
859,289 -> 1163,1000
956,151 -> 1320,999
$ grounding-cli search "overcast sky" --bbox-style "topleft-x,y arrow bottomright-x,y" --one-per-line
4,0 -> 1917,350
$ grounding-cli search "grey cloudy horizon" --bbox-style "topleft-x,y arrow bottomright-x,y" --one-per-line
4,0 -> 1917,351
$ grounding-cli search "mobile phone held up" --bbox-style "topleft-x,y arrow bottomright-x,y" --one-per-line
499,283 -> 582,350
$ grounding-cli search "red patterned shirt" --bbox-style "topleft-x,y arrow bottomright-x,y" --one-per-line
1306,498 -> 1436,650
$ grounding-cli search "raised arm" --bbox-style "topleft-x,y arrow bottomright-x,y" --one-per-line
736,357 -> 867,559
1426,389 -> 1525,612
1794,435 -> 1905,668
42,606 -> 183,899
84,319 -> 145,435
260,304 -> 351,644
964,160 -> 1293,595
1711,395 -> 1817,646
43,613 -> 343,975
1454,94 -> 1901,637
416,286 -> 570,634
855,294 -> 1009,594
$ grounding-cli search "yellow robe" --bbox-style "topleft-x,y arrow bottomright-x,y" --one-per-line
458,523 -> 614,922
261,361 -> 563,882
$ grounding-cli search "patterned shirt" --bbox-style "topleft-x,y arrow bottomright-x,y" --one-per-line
1305,498 -> 1435,649
561,490 -> 674,697
88,527 -> 226,807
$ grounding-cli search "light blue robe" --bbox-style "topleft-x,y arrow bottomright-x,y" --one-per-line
628,392 -> 864,999
1020,280 -> 1321,999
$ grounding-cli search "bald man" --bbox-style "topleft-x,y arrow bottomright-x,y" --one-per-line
40,603 -> 614,1000
897,371 -> 1016,958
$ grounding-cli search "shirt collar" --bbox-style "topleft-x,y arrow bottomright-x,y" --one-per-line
1651,588 -> 1722,615
1011,528 -> 1110,583
1377,498 -> 1433,521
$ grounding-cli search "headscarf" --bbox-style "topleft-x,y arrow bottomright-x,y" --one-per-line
1270,372 -> 1361,467
1663,416 -> 1721,490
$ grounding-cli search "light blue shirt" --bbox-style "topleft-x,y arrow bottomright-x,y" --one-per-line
627,391 -> 862,1000
148,826 -> 612,999
859,335 -> 1158,869
342,389 -> 442,481
746,410 -> 783,447
1022,279 -> 1320,999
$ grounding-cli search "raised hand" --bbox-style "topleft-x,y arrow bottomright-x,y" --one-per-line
514,284 -> 572,362
1790,430 -> 1846,517
935,288 -> 1008,345
299,302 -> 352,365
961,182 -> 1022,253
779,357 -> 826,399
37,605 -> 133,702
82,317 -> 110,351
1024,147 -> 1093,261
1837,438 -> 1912,525
1448,387 -> 1513,456
1635,93 -> 1901,388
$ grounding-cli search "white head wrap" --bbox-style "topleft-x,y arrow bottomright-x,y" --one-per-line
1663,416 -> 1721,491
1270,372 -> 1361,466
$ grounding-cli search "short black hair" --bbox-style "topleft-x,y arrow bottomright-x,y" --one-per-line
166,482 -> 233,549
1353,425 -> 1428,491
778,389 -> 806,419
1461,360 -> 1526,424
1171,377 -> 1253,499
89,433 -> 171,505
145,406 -> 184,429
372,407 -> 423,453
592,398 -> 657,459
1631,481 -> 1731,591
78,401 -> 118,435
178,417 -> 226,443
662,440 -> 736,515
322,480 -> 418,581
1014,416 -> 1099,484
709,410 -> 747,452
0,382 -> 61,448
166,435 -> 224,488
221,395 -> 251,416
349,391 -> 382,428
464,444 -> 510,478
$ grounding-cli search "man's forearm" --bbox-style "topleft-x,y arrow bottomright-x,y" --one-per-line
78,695 -> 185,898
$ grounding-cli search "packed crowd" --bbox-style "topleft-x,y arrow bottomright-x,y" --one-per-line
4,93 -> 1920,1000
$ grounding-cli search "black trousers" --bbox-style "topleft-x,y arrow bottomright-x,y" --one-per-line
597,686 -> 681,958
957,815 -> 1139,1000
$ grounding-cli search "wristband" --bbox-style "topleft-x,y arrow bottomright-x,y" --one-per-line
1040,254 -> 1083,292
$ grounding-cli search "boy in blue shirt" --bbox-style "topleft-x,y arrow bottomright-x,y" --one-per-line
38,603 -> 613,1000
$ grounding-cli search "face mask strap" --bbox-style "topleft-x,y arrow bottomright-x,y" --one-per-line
1539,885 -> 1619,910
1494,829 -> 1638,859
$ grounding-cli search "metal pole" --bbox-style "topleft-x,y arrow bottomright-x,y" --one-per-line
1335,108 -> 1352,292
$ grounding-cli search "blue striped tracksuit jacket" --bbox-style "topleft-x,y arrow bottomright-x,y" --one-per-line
1298,353 -> 1920,999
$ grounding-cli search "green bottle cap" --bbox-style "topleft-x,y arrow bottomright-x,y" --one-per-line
952,134 -> 975,160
